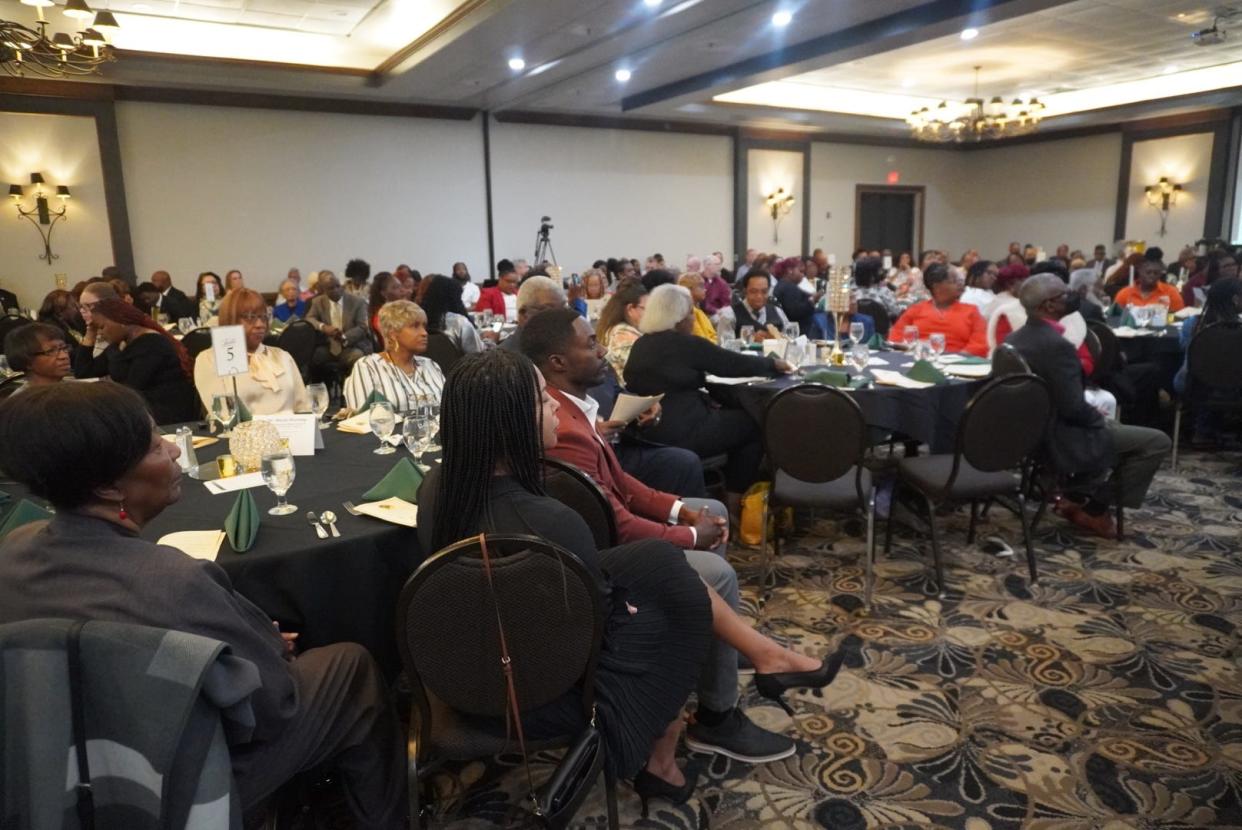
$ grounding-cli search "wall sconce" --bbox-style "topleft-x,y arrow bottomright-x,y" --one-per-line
9,172 -> 70,263
1144,176 -> 1182,237
764,187 -> 796,243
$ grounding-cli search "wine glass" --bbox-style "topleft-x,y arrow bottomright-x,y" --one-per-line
178,317 -> 195,335
739,325 -> 755,344
903,325 -> 919,348
782,322 -> 800,341
307,383 -> 330,429
402,415 -> 432,469
260,450 -> 298,516
369,401 -> 396,455
928,332 -> 946,365
211,393 -> 237,437
850,343 -> 870,374
849,321 -> 866,345
417,399 -> 442,453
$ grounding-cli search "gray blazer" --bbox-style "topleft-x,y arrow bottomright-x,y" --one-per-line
305,293 -> 373,353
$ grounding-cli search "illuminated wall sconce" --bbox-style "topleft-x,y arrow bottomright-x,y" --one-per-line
9,172 -> 70,263
1144,176 -> 1182,237
764,187 -> 796,243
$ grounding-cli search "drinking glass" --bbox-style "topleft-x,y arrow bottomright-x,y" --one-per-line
782,322 -> 800,341
739,325 -> 755,344
178,317 -> 195,335
849,321 -> 866,345
211,393 -> 237,437
261,450 -> 297,516
369,401 -> 397,454
850,343 -> 870,374
417,399 -> 442,453
723,338 -> 744,353
481,310 -> 495,329
929,332 -> 946,364
307,383 -> 330,428
903,325 -> 919,348
402,415 -> 432,469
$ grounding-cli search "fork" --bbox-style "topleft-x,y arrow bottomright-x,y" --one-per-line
342,501 -> 362,516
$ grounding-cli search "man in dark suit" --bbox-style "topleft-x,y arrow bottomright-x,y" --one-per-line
1006,274 -> 1170,538
149,271 -> 197,322
305,272 -> 372,375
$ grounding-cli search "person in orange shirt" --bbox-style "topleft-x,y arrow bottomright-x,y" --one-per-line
890,262 -> 989,356
1114,258 -> 1185,312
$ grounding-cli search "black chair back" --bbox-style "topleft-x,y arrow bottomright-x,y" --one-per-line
276,320 -> 318,379
396,534 -> 603,721
1187,320 -> 1242,391
424,332 -> 465,376
180,328 -> 214,361
856,298 -> 891,337
542,457 -> 618,549
763,383 -> 868,492
990,343 -> 1030,377
0,316 -> 32,353
0,374 -> 25,400
954,374 -> 1050,475
1085,320 -> 1119,378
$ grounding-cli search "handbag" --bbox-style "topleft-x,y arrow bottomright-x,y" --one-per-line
477,534 -> 604,830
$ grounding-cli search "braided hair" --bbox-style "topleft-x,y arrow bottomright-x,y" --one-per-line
431,349 -> 546,550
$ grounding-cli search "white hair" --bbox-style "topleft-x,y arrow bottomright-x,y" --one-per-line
517,275 -> 565,310
640,284 -> 693,334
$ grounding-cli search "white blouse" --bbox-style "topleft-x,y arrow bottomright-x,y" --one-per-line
343,353 -> 445,413
193,344 -> 309,416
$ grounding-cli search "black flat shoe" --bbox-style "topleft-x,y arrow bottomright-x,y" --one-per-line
753,634 -> 863,714
632,766 -> 697,819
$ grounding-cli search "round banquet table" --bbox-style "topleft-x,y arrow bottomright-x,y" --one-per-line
144,423 -> 426,677
711,350 -> 987,452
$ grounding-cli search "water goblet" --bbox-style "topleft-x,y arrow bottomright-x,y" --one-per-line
928,333 -> 946,365
307,383 -> 330,428
417,399 -> 442,453
211,392 -> 238,437
849,343 -> 870,375
261,450 -> 298,516
402,416 -> 432,469
739,325 -> 755,344
903,325 -> 919,349
849,321 -> 866,345
369,401 -> 397,455
782,322 -> 801,341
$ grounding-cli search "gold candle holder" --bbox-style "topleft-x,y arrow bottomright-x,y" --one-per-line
825,264 -> 852,365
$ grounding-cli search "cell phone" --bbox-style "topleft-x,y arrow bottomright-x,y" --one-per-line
571,273 -> 581,285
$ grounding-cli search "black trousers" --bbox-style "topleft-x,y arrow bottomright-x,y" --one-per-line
614,441 -> 708,498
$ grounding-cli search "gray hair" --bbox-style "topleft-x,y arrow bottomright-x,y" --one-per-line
517,276 -> 565,311
377,300 -> 427,342
1068,268 -> 1103,306
1018,274 -> 1068,313
640,284 -> 693,334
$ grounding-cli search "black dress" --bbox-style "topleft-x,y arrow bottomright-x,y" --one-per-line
417,470 -> 712,777
106,333 -> 199,425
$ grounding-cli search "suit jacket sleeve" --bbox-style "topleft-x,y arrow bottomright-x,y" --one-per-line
304,297 -> 328,331
1043,333 -> 1103,428
342,296 -> 370,347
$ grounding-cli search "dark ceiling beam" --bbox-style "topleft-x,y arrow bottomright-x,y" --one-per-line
493,109 -> 734,136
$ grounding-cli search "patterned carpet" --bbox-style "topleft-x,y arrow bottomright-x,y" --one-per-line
333,447 -> 1242,829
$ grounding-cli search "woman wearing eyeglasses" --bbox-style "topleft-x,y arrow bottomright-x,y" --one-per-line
192,288 -> 309,416
2,323 -> 73,388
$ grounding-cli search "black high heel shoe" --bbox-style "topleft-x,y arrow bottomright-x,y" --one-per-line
753,635 -> 863,715
632,766 -> 697,819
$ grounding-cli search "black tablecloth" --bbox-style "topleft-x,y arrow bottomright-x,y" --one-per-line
712,350 -> 986,452
144,423 -> 425,676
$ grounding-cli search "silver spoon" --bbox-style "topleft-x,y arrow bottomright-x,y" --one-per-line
320,509 -> 341,538
306,510 -> 328,539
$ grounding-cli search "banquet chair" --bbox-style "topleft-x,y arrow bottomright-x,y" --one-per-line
1172,320 -> 1242,471
396,534 -> 617,830
990,343 -> 1029,377
180,328 -> 214,361
423,332 -> 464,376
760,383 -> 876,608
856,298 -> 891,339
884,374 -> 1051,596
542,457 -> 619,549
276,320 -> 318,382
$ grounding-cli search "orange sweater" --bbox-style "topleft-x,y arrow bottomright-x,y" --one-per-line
891,300 -> 989,357
1114,281 -> 1185,312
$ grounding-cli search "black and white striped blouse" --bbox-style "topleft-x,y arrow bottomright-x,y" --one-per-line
343,353 -> 445,413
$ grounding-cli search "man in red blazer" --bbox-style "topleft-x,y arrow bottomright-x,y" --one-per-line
522,308 -> 796,765
474,264 -> 520,322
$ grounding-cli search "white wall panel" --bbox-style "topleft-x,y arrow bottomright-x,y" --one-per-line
1126,132 -> 1214,251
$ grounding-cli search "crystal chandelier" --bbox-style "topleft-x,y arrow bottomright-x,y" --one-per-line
1,0 -> 119,78
907,66 -> 1045,143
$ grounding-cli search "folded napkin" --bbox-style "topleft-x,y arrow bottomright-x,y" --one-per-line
867,333 -> 885,349
803,369 -> 865,389
907,360 -> 949,386
1120,310 -> 1137,328
355,389 -> 392,415
224,489 -> 260,553
354,497 -> 419,527
236,395 -> 253,424
0,499 -> 52,540
363,457 -> 424,503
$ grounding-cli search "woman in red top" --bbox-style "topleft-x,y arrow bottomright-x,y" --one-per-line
890,263 -> 989,357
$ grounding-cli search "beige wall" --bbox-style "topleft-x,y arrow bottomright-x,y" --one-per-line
0,111 -> 113,308
746,148 -> 804,255
1125,131 -> 1214,251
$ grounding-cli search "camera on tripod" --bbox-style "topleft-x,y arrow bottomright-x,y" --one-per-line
534,215 -> 556,265
539,216 -> 554,233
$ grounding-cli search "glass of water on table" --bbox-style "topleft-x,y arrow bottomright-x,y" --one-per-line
261,449 -> 297,516
369,401 -> 397,455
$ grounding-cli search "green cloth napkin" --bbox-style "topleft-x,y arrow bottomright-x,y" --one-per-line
907,359 -> 949,386
355,389 -> 391,415
867,333 -> 885,349
362,457 -> 424,503
224,490 -> 260,553
236,395 -> 253,424
1120,310 -> 1137,327
951,355 -> 990,365
804,370 -> 868,389
0,499 -> 52,540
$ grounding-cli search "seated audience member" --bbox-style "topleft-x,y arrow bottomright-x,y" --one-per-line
195,271 -> 224,322
419,274 -> 485,354
892,263 -> 989,356
417,349 -> 712,805
76,280 -> 121,367
1069,268 -> 1107,322
701,254 -> 731,316
772,257 -> 816,335
151,270 -> 197,321
641,268 -> 676,293
677,273 -> 718,342
451,261 -> 480,308
272,279 -> 307,323
853,256 -> 902,321
497,275 -> 565,354
961,260 -> 997,310
134,281 -> 163,317
194,289 -> 309,416
344,301 -> 444,413
625,285 -> 790,500
37,288 -> 85,343
887,251 -> 924,307
1174,277 -> 1242,446
77,299 -> 198,425
0,383 -> 405,827
1182,250 -> 1239,309
367,272 -> 404,344
596,281 -> 648,377
475,263 -> 519,322
1114,258 -> 1185,312
1006,276 -> 1170,538
306,272 -> 374,373
391,264 -> 417,300
224,269 -> 245,294
717,270 -> 788,339
4,322 -> 71,387
343,259 -> 370,298
301,271 -> 320,302
1103,252 -> 1147,298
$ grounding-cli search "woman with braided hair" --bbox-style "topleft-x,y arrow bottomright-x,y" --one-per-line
418,349 -> 713,813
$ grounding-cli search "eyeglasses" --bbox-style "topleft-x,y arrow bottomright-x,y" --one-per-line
33,343 -> 71,356
238,312 -> 269,322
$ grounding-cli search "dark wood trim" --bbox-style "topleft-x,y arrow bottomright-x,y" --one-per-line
956,122 -> 1120,151
1222,110 -> 1242,242
1118,106 -> 1233,135
801,146 -> 812,258
736,137 -> 811,256
113,48 -> 371,77
482,113 -> 495,277
732,128 -> 745,264
369,0 -> 490,81
0,78 -> 114,100
854,184 -> 925,257
1114,132 -> 1132,242
114,86 -> 477,120
1204,120 -> 1232,240
493,109 -> 734,136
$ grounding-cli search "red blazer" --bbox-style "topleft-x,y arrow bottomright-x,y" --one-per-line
475,286 -> 508,318
546,385 -> 695,549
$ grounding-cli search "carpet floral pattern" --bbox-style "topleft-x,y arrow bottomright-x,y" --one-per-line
416,449 -> 1242,829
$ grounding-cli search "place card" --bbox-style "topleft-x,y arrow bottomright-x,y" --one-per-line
254,413 -> 319,456
354,497 -> 419,527
211,325 -> 249,377
204,472 -> 265,495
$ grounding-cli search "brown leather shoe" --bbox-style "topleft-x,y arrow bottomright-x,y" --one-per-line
1061,502 -> 1117,539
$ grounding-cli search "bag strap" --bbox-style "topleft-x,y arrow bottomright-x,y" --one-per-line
67,619 -> 95,830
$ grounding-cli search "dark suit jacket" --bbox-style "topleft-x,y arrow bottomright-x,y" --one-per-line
304,293 -> 373,352
0,288 -> 17,314
158,286 -> 197,322
1006,317 -> 1114,475
773,280 -> 816,333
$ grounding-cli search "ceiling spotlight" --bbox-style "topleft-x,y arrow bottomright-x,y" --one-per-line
644,0 -> 661,7
615,68 -> 632,82
508,57 -> 526,71
960,27 -> 979,40
772,10 -> 793,27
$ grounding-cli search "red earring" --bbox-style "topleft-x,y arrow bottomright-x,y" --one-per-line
118,503 -> 128,521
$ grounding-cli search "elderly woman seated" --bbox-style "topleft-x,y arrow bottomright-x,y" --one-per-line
3,322 -> 72,388
193,288 -> 309,416
343,299 -> 445,413
0,383 -> 405,826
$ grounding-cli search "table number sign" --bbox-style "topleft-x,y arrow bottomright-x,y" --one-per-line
211,326 -> 249,377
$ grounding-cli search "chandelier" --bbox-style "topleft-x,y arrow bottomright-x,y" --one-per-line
906,66 -> 1045,143
1,0 -> 119,78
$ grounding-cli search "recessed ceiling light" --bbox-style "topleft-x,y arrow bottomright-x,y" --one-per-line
772,10 -> 793,27
960,27 -> 979,40
508,57 -> 526,71
615,68 -> 632,82
644,0 -> 661,7
1163,65 -> 1179,74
